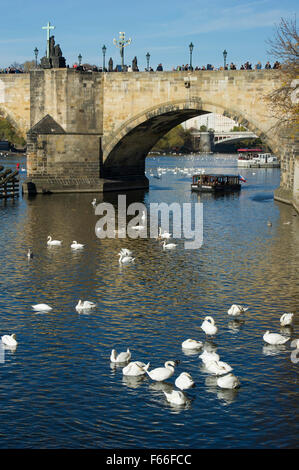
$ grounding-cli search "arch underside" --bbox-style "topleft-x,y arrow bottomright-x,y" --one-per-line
102,102 -> 275,179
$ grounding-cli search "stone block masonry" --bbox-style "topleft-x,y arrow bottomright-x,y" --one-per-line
1,68 -> 297,209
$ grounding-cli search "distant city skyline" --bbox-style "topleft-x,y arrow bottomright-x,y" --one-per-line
0,0 -> 298,70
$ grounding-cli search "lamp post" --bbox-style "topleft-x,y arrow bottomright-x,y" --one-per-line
34,47 -> 39,68
102,45 -> 107,71
189,42 -> 194,70
223,49 -> 227,69
146,52 -> 150,71
78,53 -> 82,66
113,32 -> 132,71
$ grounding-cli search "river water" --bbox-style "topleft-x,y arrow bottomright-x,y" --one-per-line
0,153 -> 298,449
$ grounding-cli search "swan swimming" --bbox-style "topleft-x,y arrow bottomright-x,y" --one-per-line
280,313 -> 294,326
47,236 -> 62,246
182,338 -> 203,350
91,198 -> 97,207
227,304 -> 248,316
162,240 -> 177,250
75,300 -> 96,310
119,248 -> 133,257
263,331 -> 290,345
175,372 -> 195,390
200,316 -> 218,336
27,249 -> 33,259
159,227 -> 171,239
122,361 -> 147,376
118,252 -> 135,264
110,348 -> 131,363
144,361 -> 177,382
199,350 -> 220,363
205,359 -> 233,376
217,373 -> 240,389
163,389 -> 188,405
1,334 -> 18,348
32,303 -> 53,312
71,241 -> 84,249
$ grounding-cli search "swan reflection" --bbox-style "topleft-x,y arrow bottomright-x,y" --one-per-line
228,319 -> 245,333
122,375 -> 146,389
262,344 -> 287,356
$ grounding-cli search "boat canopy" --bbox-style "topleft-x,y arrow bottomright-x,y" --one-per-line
238,148 -> 263,152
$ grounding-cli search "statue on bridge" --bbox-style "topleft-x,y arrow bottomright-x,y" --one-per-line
41,35 -> 66,69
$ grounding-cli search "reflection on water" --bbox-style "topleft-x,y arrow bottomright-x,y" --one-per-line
0,154 -> 298,449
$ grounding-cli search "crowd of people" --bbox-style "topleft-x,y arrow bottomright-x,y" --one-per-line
169,60 -> 281,72
1,60 -> 281,74
0,66 -> 24,73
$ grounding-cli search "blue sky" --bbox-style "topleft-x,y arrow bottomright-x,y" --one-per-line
0,0 -> 298,69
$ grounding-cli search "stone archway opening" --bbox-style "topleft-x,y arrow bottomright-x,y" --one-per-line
102,104 -> 275,179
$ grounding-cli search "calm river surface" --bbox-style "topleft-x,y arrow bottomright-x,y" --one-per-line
0,154 -> 298,449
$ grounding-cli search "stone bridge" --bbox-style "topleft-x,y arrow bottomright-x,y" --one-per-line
0,69 -> 297,210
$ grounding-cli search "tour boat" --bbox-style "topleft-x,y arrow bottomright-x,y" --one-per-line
237,149 -> 280,168
191,173 -> 242,192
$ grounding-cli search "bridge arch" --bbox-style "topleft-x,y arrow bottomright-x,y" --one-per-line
102,99 -> 275,178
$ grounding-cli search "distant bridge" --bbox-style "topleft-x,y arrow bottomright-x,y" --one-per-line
190,130 -> 258,151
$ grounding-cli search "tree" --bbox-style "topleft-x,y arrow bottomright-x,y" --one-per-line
23,60 -> 36,72
151,125 -> 193,152
266,16 -> 299,132
230,125 -> 248,132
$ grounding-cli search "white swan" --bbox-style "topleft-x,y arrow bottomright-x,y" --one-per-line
217,373 -> 240,389
91,198 -> 97,207
144,361 -> 177,382
181,338 -> 203,350
75,300 -> 96,310
205,359 -> 233,376
122,361 -> 147,376
162,240 -> 177,250
159,227 -> 171,239
32,303 -> 53,312
163,389 -> 188,405
110,348 -> 131,363
175,372 -> 195,390
118,252 -> 135,264
71,241 -> 84,249
199,350 -> 220,363
47,236 -> 62,246
263,331 -> 290,345
227,304 -> 248,316
119,248 -> 133,257
201,316 -> 218,335
1,334 -> 18,348
27,249 -> 33,259
291,339 -> 299,349
280,313 -> 294,326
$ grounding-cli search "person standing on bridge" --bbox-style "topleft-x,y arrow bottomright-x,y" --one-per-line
156,63 -> 163,71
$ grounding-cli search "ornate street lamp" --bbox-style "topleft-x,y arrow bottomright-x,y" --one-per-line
146,52 -> 150,71
78,53 -> 82,66
189,42 -> 194,70
34,47 -> 39,68
113,32 -> 132,71
102,45 -> 107,71
223,49 -> 227,68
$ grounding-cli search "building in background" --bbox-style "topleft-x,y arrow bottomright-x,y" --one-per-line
184,113 -> 239,132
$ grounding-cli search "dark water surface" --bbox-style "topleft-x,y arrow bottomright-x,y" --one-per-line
0,154 -> 298,449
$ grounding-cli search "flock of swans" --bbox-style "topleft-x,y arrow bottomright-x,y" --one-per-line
109,307 -> 297,407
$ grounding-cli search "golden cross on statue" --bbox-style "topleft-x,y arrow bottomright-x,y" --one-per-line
42,21 -> 55,58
